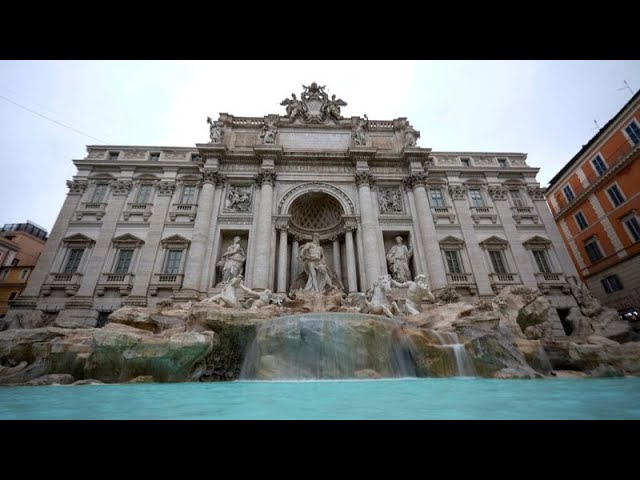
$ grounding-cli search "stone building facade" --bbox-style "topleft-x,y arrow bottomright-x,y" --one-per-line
546,90 -> 640,317
7,83 -> 579,335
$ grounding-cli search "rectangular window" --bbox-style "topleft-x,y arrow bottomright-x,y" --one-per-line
63,248 -> 84,274
624,216 -> 640,242
430,189 -> 445,207
563,185 -> 575,202
497,158 -> 507,168
191,154 -> 201,162
20,269 -> 29,280
607,185 -> 625,207
591,155 -> 607,176
469,189 -> 485,207
584,239 -> 603,263
11,259 -> 19,266
509,189 -> 525,208
575,211 -> 588,230
0,270 -> 8,281
114,249 -> 134,274
8,291 -> 18,301
150,152 -> 160,162
180,186 -> 196,204
91,184 -> 108,203
164,250 -> 183,274
135,185 -> 152,204
109,152 -> 119,161
489,250 -> 507,274
625,121 -> 640,145
532,250 -> 552,273
444,250 -> 463,274
460,158 -> 470,167
601,275 -> 623,294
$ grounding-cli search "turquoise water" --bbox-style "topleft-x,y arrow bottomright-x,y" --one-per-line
1,378 -> 640,419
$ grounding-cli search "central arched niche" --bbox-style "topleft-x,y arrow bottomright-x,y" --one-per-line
288,192 -> 344,238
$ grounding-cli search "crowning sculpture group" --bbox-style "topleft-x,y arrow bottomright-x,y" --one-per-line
202,83 -> 433,318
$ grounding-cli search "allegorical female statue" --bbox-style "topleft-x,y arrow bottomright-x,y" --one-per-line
207,116 -> 222,144
386,236 -> 413,283
217,236 -> 246,284
352,114 -> 369,146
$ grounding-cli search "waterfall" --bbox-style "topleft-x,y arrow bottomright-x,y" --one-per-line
239,313 -> 417,380
430,330 -> 476,377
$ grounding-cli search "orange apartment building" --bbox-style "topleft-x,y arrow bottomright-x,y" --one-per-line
546,91 -> 640,318
0,222 -> 48,316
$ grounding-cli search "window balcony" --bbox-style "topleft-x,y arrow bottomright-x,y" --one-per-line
169,204 -> 197,222
446,272 -> 475,284
96,272 -> 135,296
41,272 -> 83,296
534,272 -> 568,293
75,203 -> 107,221
149,273 -> 184,295
445,272 -> 478,295
469,206 -> 497,224
489,272 -> 521,291
511,206 -> 539,224
123,202 -> 152,221
431,206 -> 456,224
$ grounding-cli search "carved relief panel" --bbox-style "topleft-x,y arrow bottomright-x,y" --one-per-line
224,185 -> 253,212
378,186 -> 404,214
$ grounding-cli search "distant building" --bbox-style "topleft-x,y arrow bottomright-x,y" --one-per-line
546,91 -> 640,319
0,222 -> 48,316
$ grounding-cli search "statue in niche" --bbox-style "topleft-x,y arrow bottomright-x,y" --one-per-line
225,186 -> 251,212
386,236 -> 413,283
322,94 -> 347,121
299,233 -> 335,293
217,236 -> 246,284
280,93 -> 307,121
352,114 -> 369,146
207,116 -> 222,144
404,126 -> 420,148
260,119 -> 278,144
391,274 -> 435,315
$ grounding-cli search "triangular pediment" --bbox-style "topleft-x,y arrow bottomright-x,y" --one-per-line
479,235 -> 509,247
112,233 -> 145,246
439,235 -> 465,246
523,235 -> 551,247
62,233 -> 95,245
160,234 -> 190,246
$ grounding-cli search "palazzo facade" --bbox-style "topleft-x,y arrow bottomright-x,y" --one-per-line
8,83 -> 579,332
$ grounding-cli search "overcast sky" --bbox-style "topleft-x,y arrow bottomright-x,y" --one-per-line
1,60 -> 638,233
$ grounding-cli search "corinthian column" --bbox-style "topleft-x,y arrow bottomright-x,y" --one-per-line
276,224 -> 288,293
405,173 -> 446,289
290,236 -> 300,283
331,235 -> 342,282
181,170 -> 224,294
252,171 -> 277,289
344,224 -> 358,293
355,171 -> 381,288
